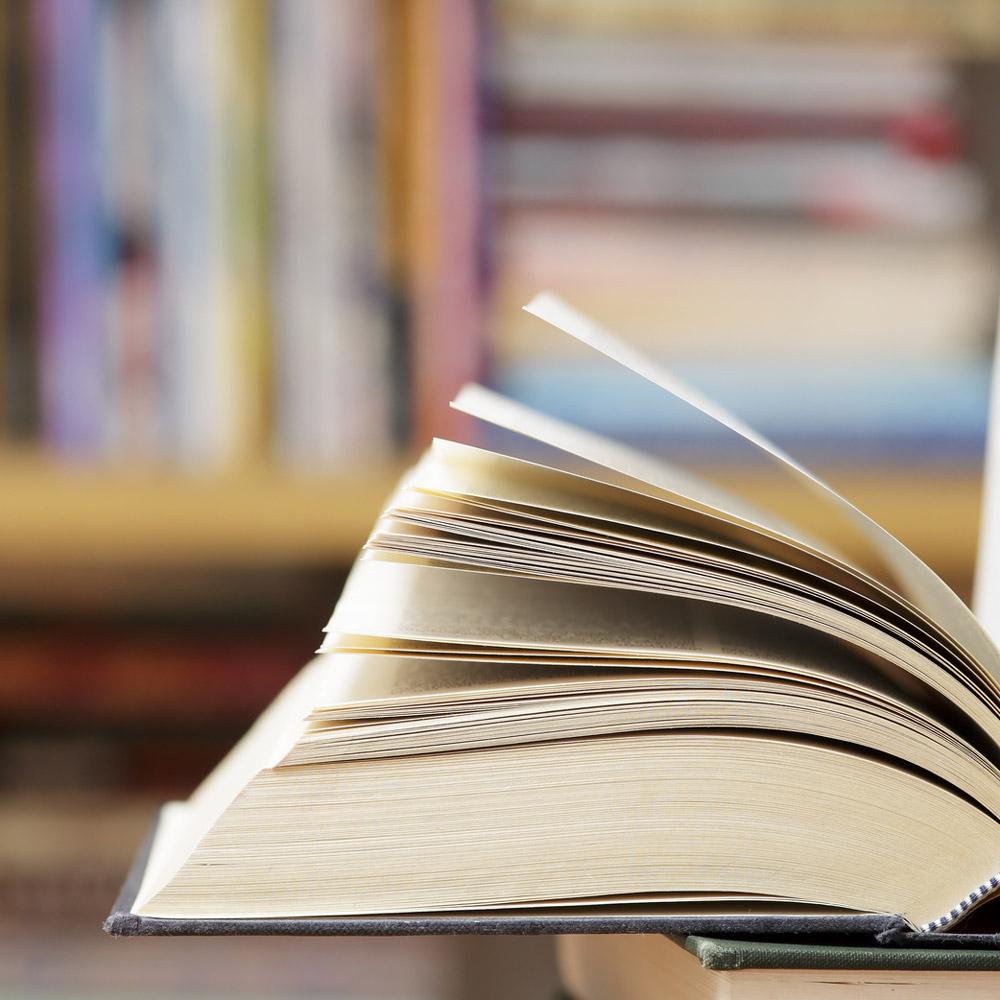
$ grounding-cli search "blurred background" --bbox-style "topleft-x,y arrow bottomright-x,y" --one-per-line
3,0 -> 1000,997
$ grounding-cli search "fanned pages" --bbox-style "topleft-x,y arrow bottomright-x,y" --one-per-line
127,294 -> 1000,936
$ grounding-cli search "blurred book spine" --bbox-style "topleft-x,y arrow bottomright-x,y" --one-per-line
0,0 -> 39,443
377,0 -> 414,447
224,0 -> 270,462
497,134 -> 984,229
269,0 -> 393,468
0,2 -> 7,438
97,0 -> 159,460
153,0 -> 263,467
3,0 -> 464,472
33,0 -> 107,457
404,0 -> 488,447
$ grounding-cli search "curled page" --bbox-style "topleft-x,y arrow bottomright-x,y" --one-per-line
520,292 -> 1000,692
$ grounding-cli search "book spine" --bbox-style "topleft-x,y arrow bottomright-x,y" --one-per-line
96,0 -> 160,460
406,0 -> 487,448
377,0 -> 414,448
269,0 -> 393,468
153,0 -> 269,468
496,103 -> 962,145
495,133 -> 985,231
270,0 -> 347,466
267,0 -> 320,466
152,0 -> 216,465
220,0 -> 269,462
1,1 -> 39,442
0,2 -> 7,435
33,0 -> 108,458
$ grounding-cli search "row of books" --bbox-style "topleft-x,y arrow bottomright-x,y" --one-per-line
0,0 -> 418,470
486,22 -> 1000,464
8,3 -> 991,473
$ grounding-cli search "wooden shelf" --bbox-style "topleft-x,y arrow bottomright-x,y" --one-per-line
0,454 -> 982,591
503,0 -> 1000,55
0,453 -> 405,566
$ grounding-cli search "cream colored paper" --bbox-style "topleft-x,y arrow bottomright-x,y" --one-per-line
519,291 -> 1000,688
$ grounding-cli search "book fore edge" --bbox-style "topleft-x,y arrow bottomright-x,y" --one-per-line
921,873 -> 1000,932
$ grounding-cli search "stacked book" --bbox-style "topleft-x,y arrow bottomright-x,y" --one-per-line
560,933 -> 1000,999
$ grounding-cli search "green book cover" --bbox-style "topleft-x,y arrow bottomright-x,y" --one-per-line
683,935 -> 1000,972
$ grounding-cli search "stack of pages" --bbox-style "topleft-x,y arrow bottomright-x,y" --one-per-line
116,295 -> 1000,939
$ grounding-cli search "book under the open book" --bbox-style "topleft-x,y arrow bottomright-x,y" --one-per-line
558,934 -> 1000,1000
127,294 -> 1000,935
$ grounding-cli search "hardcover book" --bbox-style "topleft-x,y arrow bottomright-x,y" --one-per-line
558,933 -> 1000,999
108,294 -> 1000,940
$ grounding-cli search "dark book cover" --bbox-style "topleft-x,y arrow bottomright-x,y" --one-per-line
684,933 -> 1000,970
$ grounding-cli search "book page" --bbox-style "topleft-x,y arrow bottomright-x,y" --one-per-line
307,655 -> 900,715
372,512 -> 962,688
452,384 -> 826,559
449,386 -> 990,696
287,666 -> 1000,817
409,440 -> 976,668
387,479 -> 954,660
323,559 -> 1000,748
508,292 -> 1000,690
417,439 -> 889,600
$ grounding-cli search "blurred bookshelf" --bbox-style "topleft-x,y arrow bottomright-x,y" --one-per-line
0,452 -> 980,586
2,0 -> 998,570
2,2 -> 1000,997
0,450 -> 402,566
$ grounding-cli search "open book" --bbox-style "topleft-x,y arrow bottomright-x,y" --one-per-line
126,295 -> 1000,935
